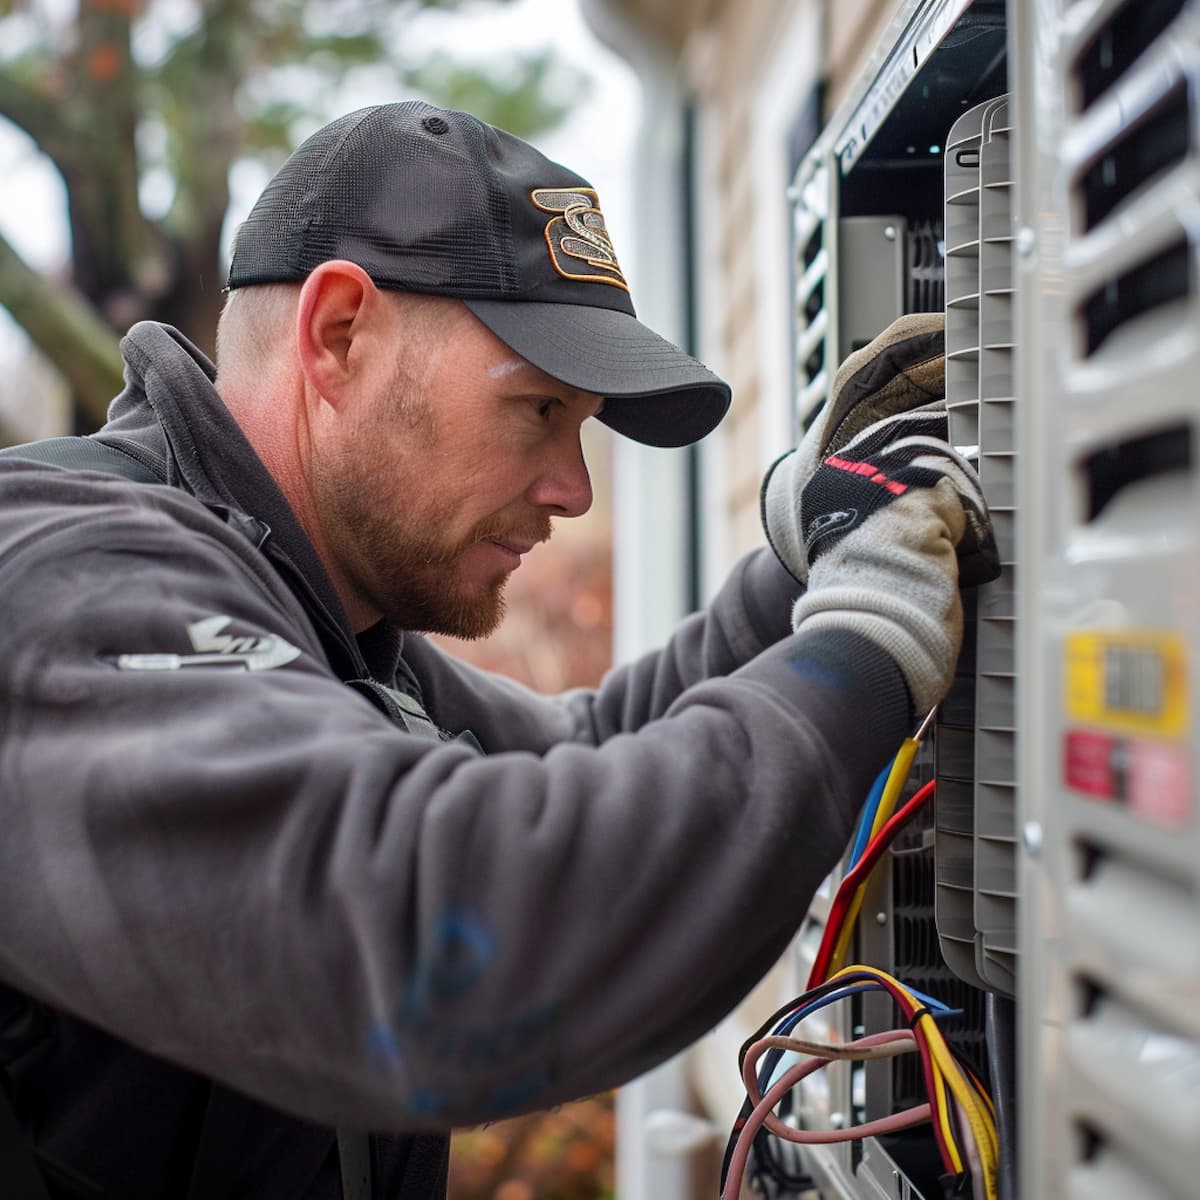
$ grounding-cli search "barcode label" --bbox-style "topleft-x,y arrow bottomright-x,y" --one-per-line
1103,644 -> 1166,715
1065,631 -> 1188,738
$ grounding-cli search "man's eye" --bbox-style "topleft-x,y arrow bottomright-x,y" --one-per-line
535,398 -> 560,419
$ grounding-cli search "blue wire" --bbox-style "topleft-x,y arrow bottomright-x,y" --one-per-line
849,760 -> 893,867
904,984 -> 954,1013
775,985 -> 873,1034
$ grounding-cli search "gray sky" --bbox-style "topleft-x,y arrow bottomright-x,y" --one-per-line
0,0 -> 640,428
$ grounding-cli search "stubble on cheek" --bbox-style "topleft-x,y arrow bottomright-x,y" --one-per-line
321,365 -> 555,637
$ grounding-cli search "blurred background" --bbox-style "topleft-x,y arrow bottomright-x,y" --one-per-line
0,0 -> 634,1195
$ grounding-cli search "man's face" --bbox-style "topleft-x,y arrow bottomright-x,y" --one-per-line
314,300 -> 602,638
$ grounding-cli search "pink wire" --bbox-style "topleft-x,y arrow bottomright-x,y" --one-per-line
722,1031 -> 932,1200
749,1034 -> 923,1144
742,1030 -> 918,1108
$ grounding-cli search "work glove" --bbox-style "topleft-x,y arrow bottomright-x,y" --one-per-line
762,312 -> 948,585
789,423 -> 1000,712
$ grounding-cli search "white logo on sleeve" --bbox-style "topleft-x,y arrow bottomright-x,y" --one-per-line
117,616 -> 302,672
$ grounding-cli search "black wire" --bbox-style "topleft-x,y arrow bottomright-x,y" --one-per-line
907,1005 -> 933,1029
723,975 -> 864,1189
986,992 -> 1018,1200
750,1107 -> 816,1195
736,975 -> 864,1070
720,1094 -> 758,1189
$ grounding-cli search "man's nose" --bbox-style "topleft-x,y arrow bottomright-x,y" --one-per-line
528,433 -> 593,518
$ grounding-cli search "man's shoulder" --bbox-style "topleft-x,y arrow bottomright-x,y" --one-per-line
0,453 -> 224,545
0,455 -> 326,662
0,455 -> 284,606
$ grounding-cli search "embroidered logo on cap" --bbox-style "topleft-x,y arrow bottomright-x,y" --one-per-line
532,188 -> 629,292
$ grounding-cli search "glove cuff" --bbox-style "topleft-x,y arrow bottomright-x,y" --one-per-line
790,584 -> 960,713
760,449 -> 807,585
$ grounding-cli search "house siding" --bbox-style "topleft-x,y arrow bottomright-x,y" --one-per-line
674,0 -> 905,561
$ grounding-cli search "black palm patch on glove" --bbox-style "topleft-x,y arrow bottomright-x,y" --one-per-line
801,436 -> 1001,588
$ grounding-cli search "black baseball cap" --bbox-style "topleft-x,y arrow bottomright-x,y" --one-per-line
227,101 -> 731,448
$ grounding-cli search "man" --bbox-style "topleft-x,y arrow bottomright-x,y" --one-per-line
0,102 -> 995,1198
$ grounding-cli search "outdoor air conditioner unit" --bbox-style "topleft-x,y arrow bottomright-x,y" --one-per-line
774,2 -> 1200,1198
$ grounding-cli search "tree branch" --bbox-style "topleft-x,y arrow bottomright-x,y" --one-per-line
0,60 -> 77,171
0,231 -> 124,429
0,61 -> 56,141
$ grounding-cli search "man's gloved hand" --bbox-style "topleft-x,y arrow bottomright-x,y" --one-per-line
762,312 -> 947,585
789,424 -> 1001,713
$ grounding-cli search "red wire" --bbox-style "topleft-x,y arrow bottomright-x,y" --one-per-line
833,966 -> 957,1172
808,779 -> 937,988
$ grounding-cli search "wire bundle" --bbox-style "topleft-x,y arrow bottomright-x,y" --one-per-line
718,966 -> 998,1200
809,709 -> 936,989
718,714 -> 1000,1199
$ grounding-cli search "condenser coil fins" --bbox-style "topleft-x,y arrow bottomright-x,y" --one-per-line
908,220 -> 945,315
936,95 -> 1018,998
793,161 -> 833,432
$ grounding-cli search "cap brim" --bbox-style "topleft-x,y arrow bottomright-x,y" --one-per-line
464,299 -> 731,448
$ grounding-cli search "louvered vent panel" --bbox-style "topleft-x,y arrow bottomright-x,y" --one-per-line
936,94 -> 1018,998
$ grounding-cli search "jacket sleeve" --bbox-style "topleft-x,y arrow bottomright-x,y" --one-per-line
0,472 -> 911,1132
404,546 -> 806,753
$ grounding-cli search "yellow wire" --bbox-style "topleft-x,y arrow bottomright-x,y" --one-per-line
815,711 -> 1003,1193
830,964 -> 1002,1197
923,1016 -> 999,1196
830,966 -> 966,1176
828,736 -> 921,973
871,735 -> 922,840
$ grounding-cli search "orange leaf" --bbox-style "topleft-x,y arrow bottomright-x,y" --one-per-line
87,44 -> 122,82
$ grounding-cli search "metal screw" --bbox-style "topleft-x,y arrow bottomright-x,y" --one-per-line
1023,820 -> 1043,855
1016,226 -> 1036,257
875,911 -> 888,925
883,225 -> 898,241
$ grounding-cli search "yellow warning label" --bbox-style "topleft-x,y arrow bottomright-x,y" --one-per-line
1065,632 -> 1189,738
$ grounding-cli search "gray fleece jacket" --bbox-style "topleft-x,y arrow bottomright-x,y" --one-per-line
0,322 -> 910,1197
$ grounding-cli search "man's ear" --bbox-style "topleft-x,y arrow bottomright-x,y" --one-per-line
295,260 -> 377,407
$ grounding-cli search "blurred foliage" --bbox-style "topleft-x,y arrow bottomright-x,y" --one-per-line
450,1094 -> 616,1200
0,0 -> 589,432
408,48 -> 583,149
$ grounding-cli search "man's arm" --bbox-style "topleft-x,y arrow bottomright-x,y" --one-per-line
404,545 -> 804,753
0,466 -> 907,1132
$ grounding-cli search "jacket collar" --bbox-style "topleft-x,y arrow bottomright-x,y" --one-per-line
101,321 -> 402,682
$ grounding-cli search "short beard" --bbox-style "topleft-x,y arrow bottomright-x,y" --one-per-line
377,515 -> 553,640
